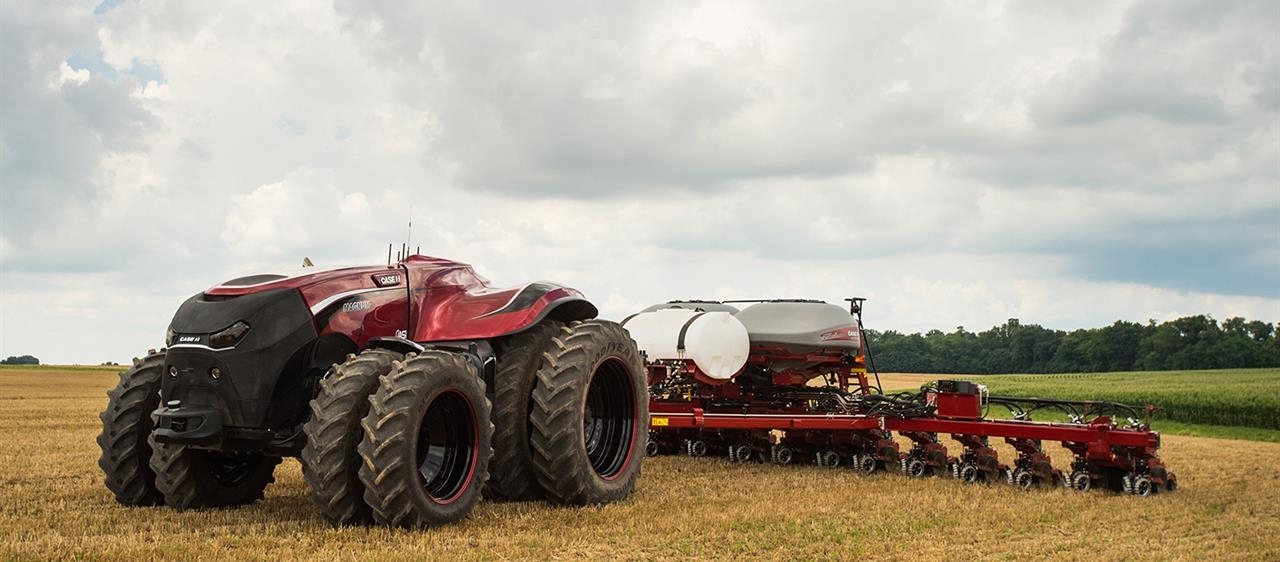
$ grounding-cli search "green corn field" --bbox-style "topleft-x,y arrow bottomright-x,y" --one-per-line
976,368 -> 1280,430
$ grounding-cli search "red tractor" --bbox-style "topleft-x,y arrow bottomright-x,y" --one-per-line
97,255 -> 648,527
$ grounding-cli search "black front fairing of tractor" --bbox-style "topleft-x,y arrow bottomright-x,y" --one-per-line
154,287 -> 321,451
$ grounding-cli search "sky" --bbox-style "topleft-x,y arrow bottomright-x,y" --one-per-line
1,0 -> 1277,364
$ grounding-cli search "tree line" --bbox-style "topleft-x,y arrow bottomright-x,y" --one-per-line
0,355 -> 40,365
866,315 -> 1280,374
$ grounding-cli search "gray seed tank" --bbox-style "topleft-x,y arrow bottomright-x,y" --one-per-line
734,300 -> 862,356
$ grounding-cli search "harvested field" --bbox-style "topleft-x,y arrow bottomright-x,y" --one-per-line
2,367 -> 1278,561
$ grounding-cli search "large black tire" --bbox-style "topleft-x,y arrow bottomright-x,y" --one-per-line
358,351 -> 493,528
530,320 -> 647,505
97,350 -> 166,506
149,440 -> 282,509
485,320 -> 563,502
301,348 -> 401,525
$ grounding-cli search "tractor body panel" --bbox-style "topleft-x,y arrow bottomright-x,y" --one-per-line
154,254 -> 597,454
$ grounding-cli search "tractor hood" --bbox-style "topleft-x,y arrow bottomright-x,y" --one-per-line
200,255 -> 598,342
204,256 -> 466,319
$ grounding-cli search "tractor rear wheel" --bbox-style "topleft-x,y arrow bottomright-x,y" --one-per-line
301,348 -> 401,525
485,320 -> 562,502
530,320 -> 647,505
358,351 -> 493,528
97,350 -> 166,506
149,441 -> 281,509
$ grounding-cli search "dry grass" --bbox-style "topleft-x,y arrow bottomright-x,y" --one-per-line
2,368 -> 1278,561
873,373 -> 945,391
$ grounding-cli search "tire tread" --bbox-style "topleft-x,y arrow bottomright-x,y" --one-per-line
96,350 -> 166,506
301,348 -> 401,525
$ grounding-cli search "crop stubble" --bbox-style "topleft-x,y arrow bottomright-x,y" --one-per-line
1,367 -> 1277,561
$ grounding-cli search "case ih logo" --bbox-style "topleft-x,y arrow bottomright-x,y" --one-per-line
373,274 -> 402,287
820,327 -> 857,342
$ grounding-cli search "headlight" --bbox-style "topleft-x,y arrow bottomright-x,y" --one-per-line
210,321 -> 251,349
165,326 -> 175,347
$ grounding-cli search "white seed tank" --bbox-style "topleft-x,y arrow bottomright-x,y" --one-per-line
622,308 -> 750,381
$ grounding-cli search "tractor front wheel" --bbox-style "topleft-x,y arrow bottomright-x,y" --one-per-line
149,442 -> 281,509
97,349 -> 166,506
301,348 -> 402,525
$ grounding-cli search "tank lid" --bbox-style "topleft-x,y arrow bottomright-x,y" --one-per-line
640,300 -> 740,314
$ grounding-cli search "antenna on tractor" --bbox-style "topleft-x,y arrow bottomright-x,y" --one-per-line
406,205 -> 413,258
386,209 -> 419,265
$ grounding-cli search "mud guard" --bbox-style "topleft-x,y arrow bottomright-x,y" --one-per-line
367,336 -> 498,386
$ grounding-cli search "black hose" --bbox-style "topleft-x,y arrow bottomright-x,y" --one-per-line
984,395 -> 1144,422
860,390 -> 934,419
856,317 -> 884,395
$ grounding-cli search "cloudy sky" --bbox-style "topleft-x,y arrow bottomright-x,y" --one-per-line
1,0 -> 1277,364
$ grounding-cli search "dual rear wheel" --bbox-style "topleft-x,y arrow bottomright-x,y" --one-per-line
304,319 -> 646,527
528,320 -> 647,505
354,351 -> 492,527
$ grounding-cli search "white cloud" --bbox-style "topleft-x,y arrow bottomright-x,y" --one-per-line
54,60 -> 89,87
1,0 -> 1277,364
134,80 -> 170,100
222,168 -> 382,264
